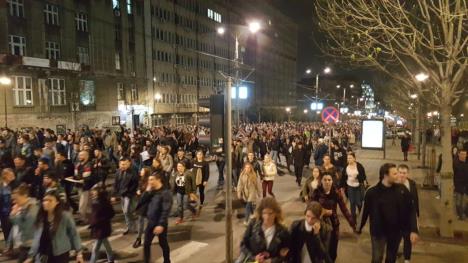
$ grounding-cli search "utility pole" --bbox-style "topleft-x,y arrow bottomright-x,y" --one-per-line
225,77 -> 233,263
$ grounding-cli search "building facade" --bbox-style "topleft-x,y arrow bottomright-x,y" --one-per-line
0,0 -> 297,130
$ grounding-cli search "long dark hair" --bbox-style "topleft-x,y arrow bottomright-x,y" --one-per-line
36,190 -> 64,236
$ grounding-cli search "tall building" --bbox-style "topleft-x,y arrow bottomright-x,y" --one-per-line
0,0 -> 297,129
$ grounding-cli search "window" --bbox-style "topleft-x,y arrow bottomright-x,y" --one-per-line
13,76 -> 33,106
48,78 -> 66,105
77,46 -> 89,64
130,85 -> 138,101
45,41 -> 60,60
115,52 -> 121,70
127,0 -> 132,14
113,0 -> 119,9
117,83 -> 125,100
207,8 -> 221,23
75,12 -> 88,32
44,4 -> 59,25
8,35 -> 26,56
7,0 -> 24,17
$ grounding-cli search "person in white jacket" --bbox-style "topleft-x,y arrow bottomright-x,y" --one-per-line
262,154 -> 277,198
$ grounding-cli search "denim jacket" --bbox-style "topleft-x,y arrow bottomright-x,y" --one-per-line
9,198 -> 39,247
29,212 -> 82,258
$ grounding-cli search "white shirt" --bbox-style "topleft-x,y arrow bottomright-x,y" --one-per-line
346,165 -> 360,187
263,225 -> 276,249
403,179 -> 410,191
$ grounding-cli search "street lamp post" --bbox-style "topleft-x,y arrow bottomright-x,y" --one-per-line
225,77 -> 233,263
306,67 -> 331,115
0,77 -> 12,128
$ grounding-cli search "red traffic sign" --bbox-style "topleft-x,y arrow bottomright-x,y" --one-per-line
321,106 -> 340,124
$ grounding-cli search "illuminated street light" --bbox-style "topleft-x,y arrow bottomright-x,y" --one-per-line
0,77 -> 11,85
410,94 -> 418,99
248,21 -> 261,33
336,85 -> 341,88
217,27 -> 225,35
285,107 -> 291,112
349,84 -> 354,88
303,109 -> 308,114
154,92 -> 162,101
323,67 -> 331,74
305,69 -> 311,74
415,73 -> 429,82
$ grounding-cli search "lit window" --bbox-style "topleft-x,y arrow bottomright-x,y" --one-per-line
75,12 -> 88,32
113,0 -> 120,9
115,52 -> 121,70
7,0 -> 24,17
45,41 -> 60,60
117,83 -> 125,100
13,76 -> 33,106
8,35 -> 26,56
48,78 -> 66,106
44,4 -> 59,25
77,46 -> 89,64
130,84 -> 138,101
127,0 -> 132,15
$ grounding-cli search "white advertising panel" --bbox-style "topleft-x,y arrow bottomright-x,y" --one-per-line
362,119 -> 384,149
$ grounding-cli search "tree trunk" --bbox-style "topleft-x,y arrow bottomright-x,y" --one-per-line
415,104 -> 421,160
439,99 -> 454,237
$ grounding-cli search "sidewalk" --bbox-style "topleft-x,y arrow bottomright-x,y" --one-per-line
355,139 -> 468,242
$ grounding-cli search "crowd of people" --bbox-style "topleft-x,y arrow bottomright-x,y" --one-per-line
0,121 -> 464,262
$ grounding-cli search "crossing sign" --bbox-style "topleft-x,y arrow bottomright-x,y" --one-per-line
321,106 -> 340,124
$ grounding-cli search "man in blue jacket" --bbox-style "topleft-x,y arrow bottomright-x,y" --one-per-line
143,172 -> 173,263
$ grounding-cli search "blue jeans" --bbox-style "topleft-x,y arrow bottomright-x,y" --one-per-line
245,202 -> 255,223
455,192 -> 466,219
90,238 -> 114,263
121,196 -> 136,231
176,193 -> 196,219
347,185 -> 363,220
270,150 -> 279,164
137,215 -> 146,239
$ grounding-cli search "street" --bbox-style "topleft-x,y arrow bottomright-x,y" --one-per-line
1,139 -> 467,263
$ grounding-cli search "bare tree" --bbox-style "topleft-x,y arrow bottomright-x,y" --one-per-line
315,0 -> 467,237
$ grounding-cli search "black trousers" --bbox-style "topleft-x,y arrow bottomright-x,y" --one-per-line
46,251 -> 69,263
62,180 -> 78,212
294,165 -> 304,184
329,226 -> 339,262
371,234 -> 402,263
0,215 -> 12,246
144,224 -> 170,263
17,246 -> 30,263
402,232 -> 412,260
198,184 -> 205,205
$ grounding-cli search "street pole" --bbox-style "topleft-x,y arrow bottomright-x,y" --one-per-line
315,73 -> 319,105
225,77 -> 233,263
4,87 -> 7,128
235,35 -> 240,126
343,87 -> 346,104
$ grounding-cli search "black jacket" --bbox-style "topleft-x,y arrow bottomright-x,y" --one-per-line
453,159 -> 468,194
340,162 -> 367,189
192,160 -> 210,184
289,219 -> 332,263
113,169 -> 139,198
330,147 -> 347,168
406,178 -> 420,217
89,199 -> 115,239
54,159 -> 74,180
145,188 -> 173,227
292,147 -> 305,167
239,219 -> 290,263
359,181 -> 418,237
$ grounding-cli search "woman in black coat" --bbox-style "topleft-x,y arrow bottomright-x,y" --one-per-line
89,188 -> 115,263
236,197 -> 290,263
401,133 -> 411,161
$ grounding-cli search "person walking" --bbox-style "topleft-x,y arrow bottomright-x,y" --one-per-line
453,149 -> 468,220
133,167 -> 151,248
289,201 -> 332,263
26,191 -> 84,263
292,142 -> 306,186
312,173 -> 355,261
74,150 -> 96,224
236,197 -> 290,263
192,150 -> 209,213
10,184 -> 39,262
301,167 -> 322,202
340,153 -> 367,222
173,162 -> 197,224
357,163 -> 419,263
111,157 -> 139,234
143,173 -> 173,263
237,162 -> 261,225
397,164 -> 420,263
0,168 -> 19,255
261,154 -> 277,197
89,187 -> 115,263
314,138 -> 328,167
400,133 -> 411,161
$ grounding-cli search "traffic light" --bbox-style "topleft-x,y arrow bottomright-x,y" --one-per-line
198,95 -> 224,152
